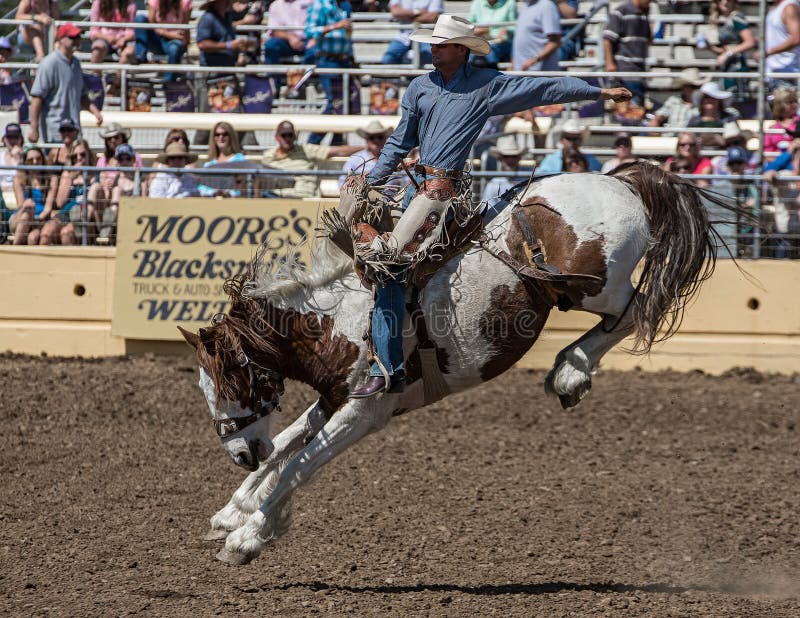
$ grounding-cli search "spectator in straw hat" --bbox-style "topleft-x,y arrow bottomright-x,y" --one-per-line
711,121 -> 754,175
148,142 -> 200,198
481,134 -> 526,201
537,118 -> 602,173
98,123 -> 142,168
338,120 -> 394,188
650,68 -> 709,128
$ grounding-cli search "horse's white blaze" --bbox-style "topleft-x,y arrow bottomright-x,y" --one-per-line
198,368 -> 274,464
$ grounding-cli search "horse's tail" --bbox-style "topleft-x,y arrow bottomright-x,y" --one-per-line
611,161 -> 743,354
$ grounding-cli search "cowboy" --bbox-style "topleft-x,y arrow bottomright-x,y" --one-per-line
348,14 -> 631,398
338,120 -> 394,188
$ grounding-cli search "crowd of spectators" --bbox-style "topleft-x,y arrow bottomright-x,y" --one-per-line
1,1 -> 799,255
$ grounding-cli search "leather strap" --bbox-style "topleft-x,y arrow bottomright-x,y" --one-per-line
512,205 -> 560,274
414,164 -> 463,180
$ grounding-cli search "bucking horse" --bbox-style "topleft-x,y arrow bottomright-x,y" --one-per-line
180,162 -> 739,565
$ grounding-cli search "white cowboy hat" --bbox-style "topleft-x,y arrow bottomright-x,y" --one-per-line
560,118 -> 590,139
356,120 -> 393,139
676,68 -> 709,88
489,134 -> 525,157
409,15 -> 491,56
722,120 -> 753,143
694,81 -> 733,105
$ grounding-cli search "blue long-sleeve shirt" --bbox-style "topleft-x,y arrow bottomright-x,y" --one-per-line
367,63 -> 602,182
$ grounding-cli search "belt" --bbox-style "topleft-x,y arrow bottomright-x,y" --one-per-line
414,164 -> 463,180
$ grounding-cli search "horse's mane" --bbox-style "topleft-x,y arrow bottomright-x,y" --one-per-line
245,236 -> 355,307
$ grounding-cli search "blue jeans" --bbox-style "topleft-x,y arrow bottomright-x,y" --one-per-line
368,171 -> 432,378
381,39 -> 432,65
134,15 -> 186,81
308,54 -> 352,146
370,281 -> 406,377
263,37 -> 315,64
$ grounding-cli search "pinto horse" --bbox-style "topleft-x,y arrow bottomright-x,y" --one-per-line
181,163 -> 736,565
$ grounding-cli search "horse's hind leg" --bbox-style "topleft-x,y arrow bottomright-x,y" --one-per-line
218,400 -> 389,565
545,287 -> 640,409
206,400 -> 327,539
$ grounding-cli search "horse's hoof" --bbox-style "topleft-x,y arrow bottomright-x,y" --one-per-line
216,548 -> 254,566
558,381 -> 590,409
203,528 -> 230,541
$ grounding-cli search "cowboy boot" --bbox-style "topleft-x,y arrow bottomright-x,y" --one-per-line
350,372 -> 406,398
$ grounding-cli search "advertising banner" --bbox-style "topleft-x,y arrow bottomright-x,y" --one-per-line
82,73 -> 105,111
112,198 -> 315,340
164,81 -> 195,113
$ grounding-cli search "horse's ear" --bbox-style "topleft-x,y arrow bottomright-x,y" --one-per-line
198,327 -> 217,356
178,326 -> 201,350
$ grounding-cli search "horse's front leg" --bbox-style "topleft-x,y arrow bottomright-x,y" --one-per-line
206,400 -> 328,540
217,399 -> 390,565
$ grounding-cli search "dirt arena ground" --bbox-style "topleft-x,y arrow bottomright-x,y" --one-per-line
2,353 -> 799,617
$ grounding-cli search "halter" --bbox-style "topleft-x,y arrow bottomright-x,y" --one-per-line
211,351 -> 285,439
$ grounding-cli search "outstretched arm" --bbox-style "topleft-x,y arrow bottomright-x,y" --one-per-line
488,74 -> 630,116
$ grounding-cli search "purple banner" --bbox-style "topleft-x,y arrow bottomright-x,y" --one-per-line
242,76 -> 273,114
82,73 -> 104,111
0,81 -> 29,124
164,81 -> 195,113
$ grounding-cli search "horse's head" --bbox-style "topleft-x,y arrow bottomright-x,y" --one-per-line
180,313 -> 284,472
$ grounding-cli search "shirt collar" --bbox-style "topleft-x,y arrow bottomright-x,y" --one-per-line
434,62 -> 474,86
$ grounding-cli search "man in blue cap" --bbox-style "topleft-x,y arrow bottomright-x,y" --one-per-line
347,14 -> 631,398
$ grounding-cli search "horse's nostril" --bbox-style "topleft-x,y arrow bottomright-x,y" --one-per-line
234,453 -> 250,468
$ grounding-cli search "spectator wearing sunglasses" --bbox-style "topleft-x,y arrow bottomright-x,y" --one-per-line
87,142 -> 138,243
664,132 -> 713,187
149,142 -> 200,198
536,118 -> 602,174
46,118 -> 81,167
28,23 -> 103,144
53,139 -> 97,245
198,121 -> 248,196
9,145 -> 59,245
262,120 -> 360,198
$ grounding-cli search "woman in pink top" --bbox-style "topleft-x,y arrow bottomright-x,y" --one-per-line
90,0 -> 137,67
765,87 -> 800,152
134,0 -> 193,81
664,132 -> 713,187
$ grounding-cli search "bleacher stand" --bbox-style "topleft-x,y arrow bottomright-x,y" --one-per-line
0,0 -> 796,255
